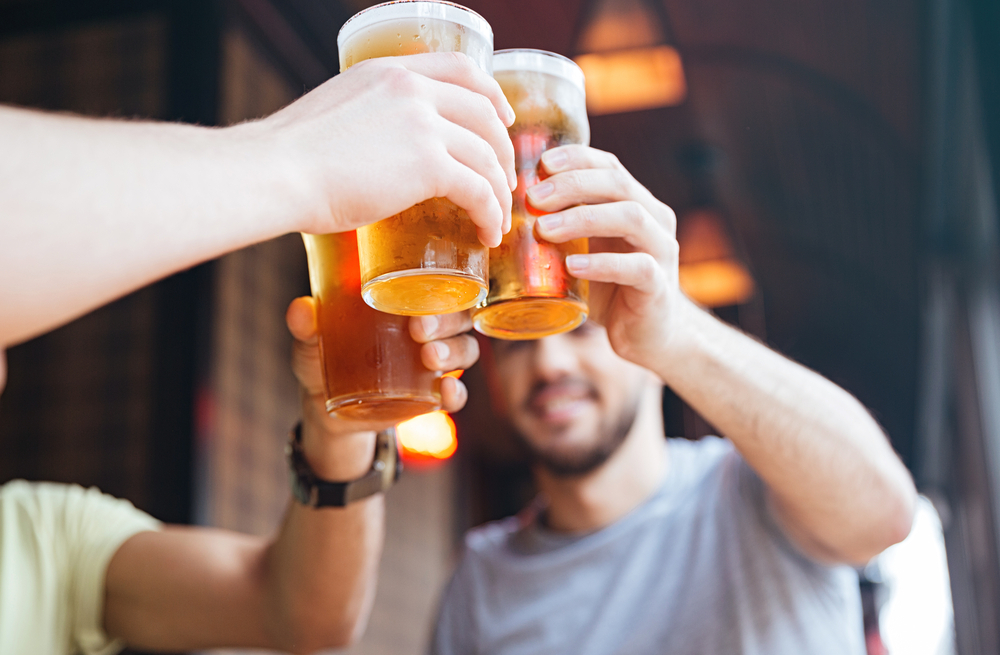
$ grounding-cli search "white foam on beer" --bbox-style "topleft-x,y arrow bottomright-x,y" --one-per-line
494,49 -> 586,97
338,1 -> 492,51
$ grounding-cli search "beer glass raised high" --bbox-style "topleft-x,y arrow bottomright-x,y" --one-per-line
302,231 -> 441,421
337,1 -> 494,316
472,49 -> 591,340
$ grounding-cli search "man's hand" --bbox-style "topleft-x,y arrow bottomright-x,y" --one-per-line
529,145 -> 691,369
103,303 -> 482,652
0,52 -> 514,346
248,52 -> 516,247
286,296 -> 479,479
530,145 -> 915,565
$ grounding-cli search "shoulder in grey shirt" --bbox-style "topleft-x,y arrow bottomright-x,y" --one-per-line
430,437 -> 865,655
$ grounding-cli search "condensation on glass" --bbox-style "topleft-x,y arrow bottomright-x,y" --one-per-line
473,49 -> 591,340
338,1 -> 494,316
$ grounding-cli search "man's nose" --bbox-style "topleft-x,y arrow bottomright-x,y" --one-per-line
531,334 -> 578,381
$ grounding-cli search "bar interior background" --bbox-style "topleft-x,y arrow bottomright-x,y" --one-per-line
0,0 -> 998,653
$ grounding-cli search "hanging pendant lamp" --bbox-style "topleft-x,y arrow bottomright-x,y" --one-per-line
572,0 -> 687,115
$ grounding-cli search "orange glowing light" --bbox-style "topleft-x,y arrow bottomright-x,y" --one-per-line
575,45 -> 687,115
443,369 -> 464,379
677,209 -> 756,307
678,260 -> 756,308
396,410 -> 457,464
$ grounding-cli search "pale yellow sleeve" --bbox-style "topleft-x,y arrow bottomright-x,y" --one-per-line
0,481 -> 161,655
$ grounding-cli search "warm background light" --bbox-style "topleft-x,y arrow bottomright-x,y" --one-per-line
677,209 -> 756,307
572,0 -> 686,115
396,410 -> 457,464
575,46 -> 687,115
678,260 -> 756,307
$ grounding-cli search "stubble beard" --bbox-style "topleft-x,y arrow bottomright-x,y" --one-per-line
514,392 -> 643,478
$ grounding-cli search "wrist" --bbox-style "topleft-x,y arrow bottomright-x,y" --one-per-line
217,120 -> 315,236
653,295 -> 713,384
299,418 -> 377,481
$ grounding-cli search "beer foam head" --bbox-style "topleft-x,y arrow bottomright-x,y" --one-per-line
338,1 -> 493,53
494,49 -> 586,97
495,49 -> 590,146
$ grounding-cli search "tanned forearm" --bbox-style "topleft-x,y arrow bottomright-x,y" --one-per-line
657,298 -> 916,565
262,426 -> 384,652
104,429 -> 384,653
0,105 -> 303,346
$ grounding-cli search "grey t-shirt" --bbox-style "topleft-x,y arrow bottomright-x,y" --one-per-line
430,437 -> 865,655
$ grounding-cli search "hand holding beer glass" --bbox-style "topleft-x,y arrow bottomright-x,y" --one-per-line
337,1 -> 506,316
472,49 -> 592,339
301,1 -> 505,423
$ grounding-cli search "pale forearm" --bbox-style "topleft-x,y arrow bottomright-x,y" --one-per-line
0,105 -> 303,346
657,299 -> 915,563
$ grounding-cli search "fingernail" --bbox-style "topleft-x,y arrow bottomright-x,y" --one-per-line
542,149 -> 568,171
419,315 -> 439,338
537,214 -> 562,231
432,341 -> 450,363
566,254 -> 589,272
527,182 -> 554,201
509,171 -> 518,191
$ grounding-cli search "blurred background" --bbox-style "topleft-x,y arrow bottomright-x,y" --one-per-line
0,0 -> 997,653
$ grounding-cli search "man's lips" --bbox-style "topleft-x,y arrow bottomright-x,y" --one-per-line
526,381 -> 598,424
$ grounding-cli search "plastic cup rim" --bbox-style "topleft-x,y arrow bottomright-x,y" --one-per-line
338,1 -> 493,51
494,48 -> 586,95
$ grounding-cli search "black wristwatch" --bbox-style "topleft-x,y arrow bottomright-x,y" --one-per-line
286,423 -> 402,507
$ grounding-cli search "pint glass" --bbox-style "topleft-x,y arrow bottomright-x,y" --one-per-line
337,1 -> 494,316
302,231 -> 441,422
472,49 -> 591,340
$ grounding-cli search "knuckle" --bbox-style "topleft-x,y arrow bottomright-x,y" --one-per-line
623,201 -> 647,228
444,52 -> 477,83
478,176 -> 497,202
457,334 -> 480,363
384,66 -> 419,93
637,252 -> 659,277
579,204 -> 600,229
470,91 -> 494,117
407,106 -> 436,133
465,174 -> 494,203
477,135 -> 497,166
610,169 -> 633,196
445,50 -> 471,69
658,203 -> 678,234
564,170 -> 587,194
665,238 -> 680,260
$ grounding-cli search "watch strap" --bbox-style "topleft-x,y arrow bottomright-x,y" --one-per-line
287,423 -> 401,507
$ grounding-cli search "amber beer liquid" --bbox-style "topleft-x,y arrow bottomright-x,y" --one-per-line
337,1 -> 494,316
302,231 -> 441,421
472,50 -> 591,340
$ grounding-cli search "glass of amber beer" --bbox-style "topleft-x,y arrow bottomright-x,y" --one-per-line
302,232 -> 441,421
472,49 -> 591,340
337,1 -> 494,316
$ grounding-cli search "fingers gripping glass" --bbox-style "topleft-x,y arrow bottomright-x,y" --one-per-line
302,232 -> 441,421
472,49 -> 592,340
338,1 -> 495,316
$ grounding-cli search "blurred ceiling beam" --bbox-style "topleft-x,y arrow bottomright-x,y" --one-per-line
0,0 -> 164,37
231,0 -> 331,87
229,0 -> 355,89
